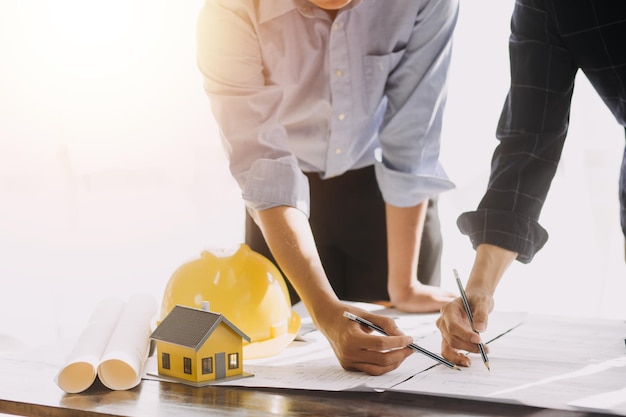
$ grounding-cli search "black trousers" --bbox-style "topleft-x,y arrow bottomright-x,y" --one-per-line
245,166 -> 443,305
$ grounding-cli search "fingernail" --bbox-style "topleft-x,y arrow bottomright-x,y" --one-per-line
471,334 -> 481,344
474,322 -> 486,332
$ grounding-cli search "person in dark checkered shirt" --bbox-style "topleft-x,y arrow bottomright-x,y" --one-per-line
437,0 -> 626,367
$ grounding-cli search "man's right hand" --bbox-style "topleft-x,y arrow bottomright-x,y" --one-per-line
436,290 -> 494,367
256,206 -> 414,375
314,300 -> 414,376
435,244 -> 516,366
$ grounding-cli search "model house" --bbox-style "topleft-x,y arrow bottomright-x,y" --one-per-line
150,305 -> 250,384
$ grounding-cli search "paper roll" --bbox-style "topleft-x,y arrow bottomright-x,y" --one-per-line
55,297 -> 125,394
97,293 -> 157,390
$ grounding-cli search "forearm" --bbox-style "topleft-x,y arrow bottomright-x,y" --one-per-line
466,243 -> 517,296
255,206 -> 340,324
257,205 -> 416,376
385,200 -> 454,312
385,201 -> 428,297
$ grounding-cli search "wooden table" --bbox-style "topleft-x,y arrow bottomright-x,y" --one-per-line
0,356 -> 611,417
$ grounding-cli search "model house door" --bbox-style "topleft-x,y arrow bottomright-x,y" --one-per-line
215,352 -> 226,379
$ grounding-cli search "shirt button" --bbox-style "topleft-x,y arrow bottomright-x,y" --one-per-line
335,69 -> 343,77
333,23 -> 340,31
337,113 -> 346,121
335,148 -> 342,155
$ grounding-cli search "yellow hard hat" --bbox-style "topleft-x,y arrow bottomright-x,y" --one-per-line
160,243 -> 300,359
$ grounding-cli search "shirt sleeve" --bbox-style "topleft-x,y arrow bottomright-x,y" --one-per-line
457,1 -> 578,263
197,0 -> 310,216
374,0 -> 458,208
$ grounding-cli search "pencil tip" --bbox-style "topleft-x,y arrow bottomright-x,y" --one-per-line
453,365 -> 462,371
485,363 -> 490,371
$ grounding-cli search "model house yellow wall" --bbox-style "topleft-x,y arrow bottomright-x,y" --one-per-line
150,305 -> 251,384
155,323 -> 244,383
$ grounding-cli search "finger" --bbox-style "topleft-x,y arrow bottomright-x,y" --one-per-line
342,313 -> 413,354
444,332 -> 483,354
360,312 -> 405,336
355,312 -> 415,348
437,319 -> 482,354
467,292 -> 494,333
472,306 -> 490,333
439,299 -> 481,343
349,362 -> 401,376
440,340 -> 471,368
342,347 -> 413,376
436,305 -> 483,355
357,330 -> 414,352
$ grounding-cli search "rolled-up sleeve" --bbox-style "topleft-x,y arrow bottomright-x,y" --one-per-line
457,210 -> 548,263
374,0 -> 458,207
457,0 -> 578,263
197,0 -> 310,216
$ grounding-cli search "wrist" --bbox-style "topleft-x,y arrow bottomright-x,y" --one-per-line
466,244 -> 516,295
306,297 -> 345,333
388,279 -> 419,302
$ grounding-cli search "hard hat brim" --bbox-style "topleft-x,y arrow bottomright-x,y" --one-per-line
242,311 -> 301,359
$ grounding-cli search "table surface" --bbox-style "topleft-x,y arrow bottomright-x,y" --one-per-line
0,356 -> 613,417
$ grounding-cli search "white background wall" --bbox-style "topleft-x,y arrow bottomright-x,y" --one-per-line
1,0 -> 624,350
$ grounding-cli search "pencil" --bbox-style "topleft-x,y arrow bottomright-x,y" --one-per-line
453,268 -> 490,371
343,311 -> 461,371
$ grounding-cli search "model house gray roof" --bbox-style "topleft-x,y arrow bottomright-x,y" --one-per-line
150,305 -> 250,351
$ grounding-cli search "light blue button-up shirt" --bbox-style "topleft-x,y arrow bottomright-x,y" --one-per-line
198,0 -> 458,217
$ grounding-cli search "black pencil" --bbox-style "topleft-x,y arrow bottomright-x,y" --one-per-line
454,268 -> 490,371
343,311 -> 461,371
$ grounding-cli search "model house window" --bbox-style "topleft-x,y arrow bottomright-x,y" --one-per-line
228,353 -> 239,369
202,357 -> 213,374
183,357 -> 192,374
162,352 -> 170,370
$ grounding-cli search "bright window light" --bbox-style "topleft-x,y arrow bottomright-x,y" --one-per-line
16,0 -> 165,78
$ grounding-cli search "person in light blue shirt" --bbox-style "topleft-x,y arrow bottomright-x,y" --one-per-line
198,0 -> 458,375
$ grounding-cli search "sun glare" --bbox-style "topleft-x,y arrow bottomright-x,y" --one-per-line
16,0 -> 165,78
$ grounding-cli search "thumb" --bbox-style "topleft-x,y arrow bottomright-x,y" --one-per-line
472,306 -> 489,333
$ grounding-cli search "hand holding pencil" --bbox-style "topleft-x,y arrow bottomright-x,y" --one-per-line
436,269 -> 495,369
454,269 -> 490,370
344,311 -> 461,371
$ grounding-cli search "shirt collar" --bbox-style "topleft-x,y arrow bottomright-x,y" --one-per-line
258,0 -> 362,23
258,1 -> 299,24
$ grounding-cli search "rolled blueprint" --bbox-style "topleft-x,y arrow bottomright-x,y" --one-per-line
55,293 -> 157,393
55,297 -> 125,393
97,293 -> 157,391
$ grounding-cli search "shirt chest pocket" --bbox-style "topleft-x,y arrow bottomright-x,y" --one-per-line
362,49 -> 405,110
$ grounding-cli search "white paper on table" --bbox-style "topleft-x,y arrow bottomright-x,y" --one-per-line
392,314 -> 626,416
54,293 -> 157,393
213,329 -> 440,392
54,298 -> 125,393
214,306 -> 526,392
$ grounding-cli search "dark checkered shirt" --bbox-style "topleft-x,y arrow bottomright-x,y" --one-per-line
457,0 -> 626,263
